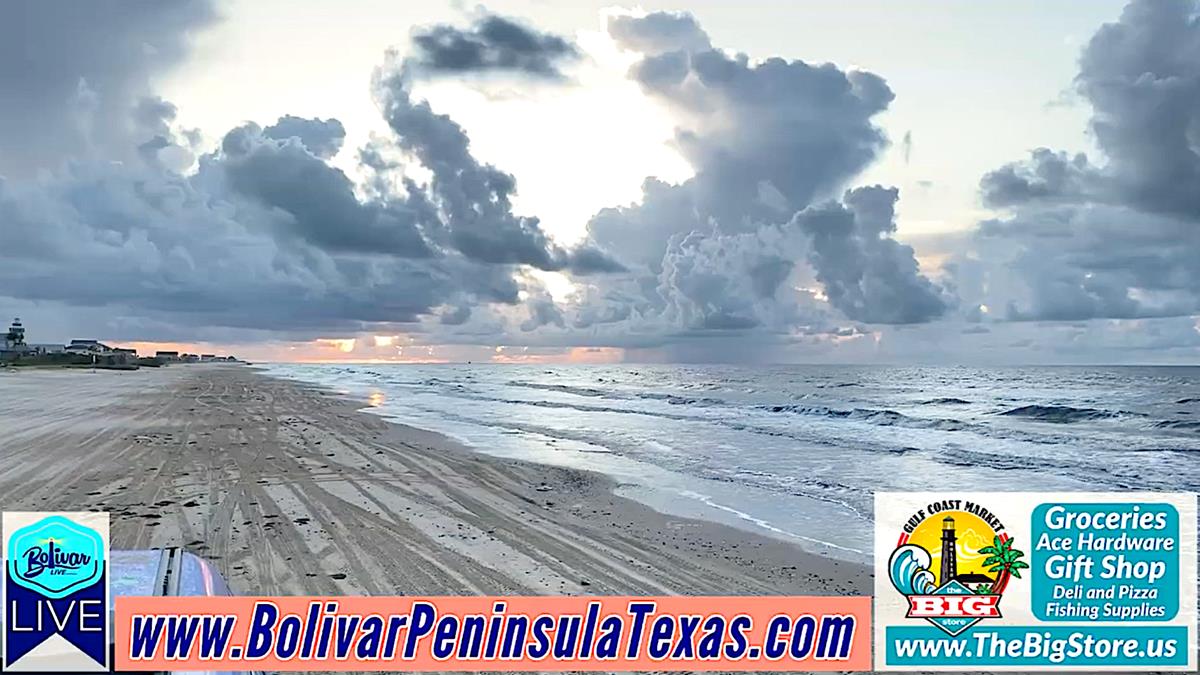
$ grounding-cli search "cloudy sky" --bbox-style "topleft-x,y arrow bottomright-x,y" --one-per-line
2,0 -> 1198,364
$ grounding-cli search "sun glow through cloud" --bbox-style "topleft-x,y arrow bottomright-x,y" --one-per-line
318,338 -> 357,353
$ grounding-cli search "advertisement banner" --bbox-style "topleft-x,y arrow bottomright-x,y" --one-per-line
114,595 -> 871,671
874,492 -> 1197,671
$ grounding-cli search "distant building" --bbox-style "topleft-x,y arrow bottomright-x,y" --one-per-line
114,347 -> 137,356
66,339 -> 114,355
155,350 -> 180,361
200,354 -> 216,362
29,343 -> 65,354
4,318 -> 27,350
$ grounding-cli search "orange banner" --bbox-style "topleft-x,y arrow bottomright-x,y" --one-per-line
114,595 -> 871,671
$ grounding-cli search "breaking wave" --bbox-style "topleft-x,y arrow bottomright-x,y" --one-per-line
1153,420 -> 1200,432
998,404 -> 1124,423
756,404 -> 967,431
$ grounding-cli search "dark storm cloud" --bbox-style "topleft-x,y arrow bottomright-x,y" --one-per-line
748,257 -> 794,299
976,205 -> 1200,321
133,97 -> 181,138
588,10 -> 895,269
982,0 -> 1200,218
572,10 -> 943,336
0,129 -> 545,341
520,296 -> 566,331
567,247 -> 628,275
132,96 -> 197,174
1079,0 -> 1200,219
0,2 -> 947,351
0,0 -> 217,176
217,122 -> 432,257
376,81 -> 561,267
439,305 -> 473,326
795,186 -> 949,324
263,116 -> 347,159
0,6 -> 631,344
972,0 -> 1200,322
408,13 -> 580,81
374,67 -> 622,272
656,231 -> 767,332
586,178 -> 699,271
980,149 -> 1093,207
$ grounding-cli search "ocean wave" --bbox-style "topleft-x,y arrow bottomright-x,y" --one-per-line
635,392 -> 726,406
997,404 -> 1126,423
503,380 -> 727,407
1152,420 -> 1200,432
1176,397 -> 1200,404
428,386 -> 1089,449
936,446 -> 1174,491
503,381 -> 609,398
938,446 -> 1081,473
921,397 -> 971,405
756,404 -> 967,431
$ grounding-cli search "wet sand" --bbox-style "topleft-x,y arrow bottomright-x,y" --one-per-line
0,365 -> 869,596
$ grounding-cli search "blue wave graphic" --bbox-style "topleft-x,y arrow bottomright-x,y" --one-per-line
888,544 -> 936,595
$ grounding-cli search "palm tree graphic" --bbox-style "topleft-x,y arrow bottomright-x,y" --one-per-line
976,535 -> 1029,594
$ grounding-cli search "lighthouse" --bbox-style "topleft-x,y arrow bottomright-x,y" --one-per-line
940,515 -> 958,586
3,317 -> 25,350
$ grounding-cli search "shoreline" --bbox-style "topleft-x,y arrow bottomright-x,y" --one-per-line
262,362 -> 875,564
0,364 -> 870,596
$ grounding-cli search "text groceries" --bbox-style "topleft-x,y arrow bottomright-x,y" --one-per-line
114,596 -> 872,671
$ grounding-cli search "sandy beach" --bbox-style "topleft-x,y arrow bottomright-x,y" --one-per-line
0,365 -> 868,597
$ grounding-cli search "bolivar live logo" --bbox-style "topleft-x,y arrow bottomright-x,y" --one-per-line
888,498 -> 1025,637
2,512 -> 110,672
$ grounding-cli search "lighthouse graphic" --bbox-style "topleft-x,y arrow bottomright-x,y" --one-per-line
888,505 -> 1024,636
940,515 -> 957,585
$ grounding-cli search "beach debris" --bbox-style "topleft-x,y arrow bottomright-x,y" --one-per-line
535,484 -> 552,492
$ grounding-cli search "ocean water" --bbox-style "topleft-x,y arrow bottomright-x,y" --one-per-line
263,364 -> 1200,563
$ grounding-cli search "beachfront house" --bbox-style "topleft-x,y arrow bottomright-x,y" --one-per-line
28,343 -> 65,354
155,350 -> 180,361
63,340 -> 142,368
66,339 -> 114,355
